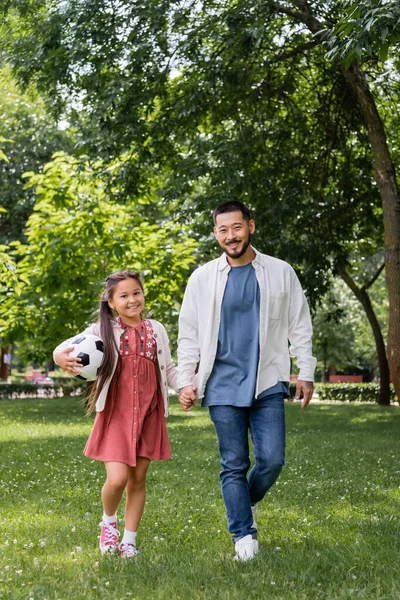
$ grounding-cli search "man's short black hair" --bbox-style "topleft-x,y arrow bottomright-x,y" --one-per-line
213,201 -> 251,225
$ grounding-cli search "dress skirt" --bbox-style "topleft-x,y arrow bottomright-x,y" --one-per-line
84,319 -> 171,467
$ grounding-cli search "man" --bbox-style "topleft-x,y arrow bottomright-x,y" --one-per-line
177,201 -> 316,561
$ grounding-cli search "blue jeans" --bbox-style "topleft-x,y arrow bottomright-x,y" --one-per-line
209,393 -> 286,542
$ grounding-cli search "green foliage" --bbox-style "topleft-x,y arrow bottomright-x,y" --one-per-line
0,241 -> 21,303
0,152 -> 197,361
0,134 -> 12,163
0,0 -> 391,305
316,382 -> 397,403
324,0 -> 400,65
313,269 -> 388,376
0,66 -> 73,244
0,0 -> 397,377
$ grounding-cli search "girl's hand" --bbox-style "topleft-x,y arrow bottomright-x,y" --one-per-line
179,385 -> 197,411
54,347 -> 82,376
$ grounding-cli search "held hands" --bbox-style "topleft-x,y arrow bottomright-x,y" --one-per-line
295,380 -> 314,408
54,347 -> 82,376
179,385 -> 197,411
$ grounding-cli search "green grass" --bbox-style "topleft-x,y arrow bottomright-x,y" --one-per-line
0,397 -> 399,600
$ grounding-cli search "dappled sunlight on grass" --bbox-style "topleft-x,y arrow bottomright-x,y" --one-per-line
0,397 -> 399,599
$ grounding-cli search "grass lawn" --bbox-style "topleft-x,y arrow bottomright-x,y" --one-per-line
0,397 -> 399,600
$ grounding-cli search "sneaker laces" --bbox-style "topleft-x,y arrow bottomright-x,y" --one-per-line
120,542 -> 139,557
99,521 -> 120,545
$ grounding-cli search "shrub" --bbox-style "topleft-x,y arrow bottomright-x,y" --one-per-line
10,375 -> 74,387
0,381 -> 84,399
315,382 -> 397,403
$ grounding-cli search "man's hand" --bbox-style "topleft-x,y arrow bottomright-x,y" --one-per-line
295,380 -> 314,408
54,347 -> 82,376
179,385 -> 197,411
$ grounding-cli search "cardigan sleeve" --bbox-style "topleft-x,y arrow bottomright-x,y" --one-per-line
177,271 -> 201,389
53,323 -> 101,365
160,325 -> 179,393
287,267 -> 317,381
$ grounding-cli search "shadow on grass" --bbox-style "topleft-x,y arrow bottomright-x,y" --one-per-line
287,400 -> 399,424
3,515 -> 399,600
2,423 -> 399,522
1,398 -> 399,599
0,395 -> 203,428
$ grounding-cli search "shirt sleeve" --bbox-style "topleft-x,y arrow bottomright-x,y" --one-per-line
287,268 -> 317,382
177,272 -> 201,389
53,323 -> 100,365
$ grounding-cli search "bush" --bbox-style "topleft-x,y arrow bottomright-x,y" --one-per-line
315,382 -> 397,403
0,381 -> 84,399
10,374 -> 74,387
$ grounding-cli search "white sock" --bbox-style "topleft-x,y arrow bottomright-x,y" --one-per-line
122,529 -> 137,546
102,512 -> 117,525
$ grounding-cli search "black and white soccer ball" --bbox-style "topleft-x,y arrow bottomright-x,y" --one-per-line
69,334 -> 104,381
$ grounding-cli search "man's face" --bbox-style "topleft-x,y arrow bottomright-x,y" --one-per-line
214,210 -> 255,260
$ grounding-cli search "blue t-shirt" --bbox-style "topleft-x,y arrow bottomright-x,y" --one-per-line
202,262 -> 288,407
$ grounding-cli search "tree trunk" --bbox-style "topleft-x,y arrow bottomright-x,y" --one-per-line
278,2 -> 400,404
338,266 -> 391,405
340,61 -> 400,404
1,346 -> 9,382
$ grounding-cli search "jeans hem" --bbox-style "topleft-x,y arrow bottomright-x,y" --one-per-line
232,532 -> 258,544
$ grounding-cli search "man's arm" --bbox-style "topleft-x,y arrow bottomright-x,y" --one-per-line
287,267 -> 317,407
295,380 -> 314,408
179,385 -> 197,411
177,273 -> 201,389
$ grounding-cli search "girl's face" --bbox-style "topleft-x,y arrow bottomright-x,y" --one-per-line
108,278 -> 145,326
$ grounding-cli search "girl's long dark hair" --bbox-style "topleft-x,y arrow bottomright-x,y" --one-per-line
86,270 -> 143,414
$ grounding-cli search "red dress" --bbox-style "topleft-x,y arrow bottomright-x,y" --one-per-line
84,319 -> 171,467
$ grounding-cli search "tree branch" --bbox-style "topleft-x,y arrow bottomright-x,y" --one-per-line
362,262 -> 385,291
270,40 -> 319,63
272,3 -> 304,21
337,262 -> 361,297
272,1 -> 324,35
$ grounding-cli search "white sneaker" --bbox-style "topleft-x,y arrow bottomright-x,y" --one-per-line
234,534 -> 259,561
251,504 -> 257,529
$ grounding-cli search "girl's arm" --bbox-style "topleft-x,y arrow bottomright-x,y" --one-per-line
53,323 -> 101,376
54,347 -> 82,376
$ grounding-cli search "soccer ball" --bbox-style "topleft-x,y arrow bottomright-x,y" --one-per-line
69,334 -> 104,381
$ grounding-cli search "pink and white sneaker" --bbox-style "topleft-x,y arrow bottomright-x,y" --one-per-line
119,542 -> 139,558
99,521 -> 120,555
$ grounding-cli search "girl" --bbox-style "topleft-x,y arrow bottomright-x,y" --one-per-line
54,270 -> 183,558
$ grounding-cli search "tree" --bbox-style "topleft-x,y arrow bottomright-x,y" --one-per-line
337,257 -> 390,402
0,65 -> 73,244
313,264 -> 389,385
313,281 -> 362,381
320,0 -> 400,402
1,0 -> 399,401
163,0 -> 400,400
0,152 -> 197,363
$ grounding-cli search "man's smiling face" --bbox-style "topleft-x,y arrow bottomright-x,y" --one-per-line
214,210 -> 255,261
